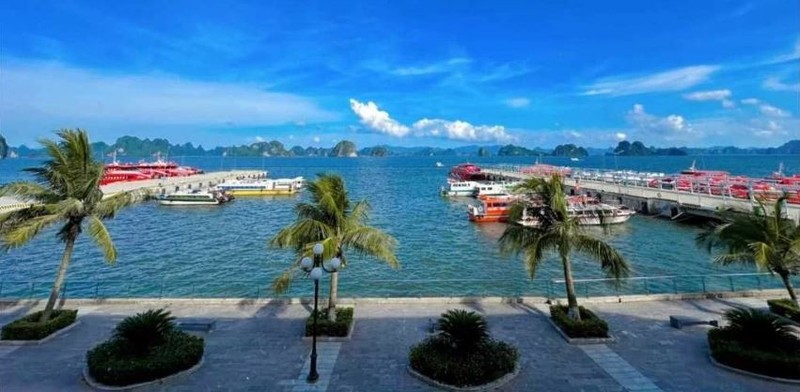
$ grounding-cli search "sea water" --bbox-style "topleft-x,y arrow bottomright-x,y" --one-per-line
0,154 -> 796,298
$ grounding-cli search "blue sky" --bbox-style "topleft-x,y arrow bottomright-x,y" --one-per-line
1,0 -> 798,148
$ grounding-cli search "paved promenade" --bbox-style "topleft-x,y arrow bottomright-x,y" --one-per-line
0,297 -> 793,391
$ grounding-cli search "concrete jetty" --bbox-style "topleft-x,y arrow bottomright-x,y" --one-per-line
0,170 -> 265,213
481,166 -> 800,223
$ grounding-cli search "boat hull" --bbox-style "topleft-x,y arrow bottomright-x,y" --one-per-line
157,199 -> 221,206
223,189 -> 296,196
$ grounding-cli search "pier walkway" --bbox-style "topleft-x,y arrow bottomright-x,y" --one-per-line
0,170 -> 264,213
481,166 -> 800,223
0,295 -> 791,391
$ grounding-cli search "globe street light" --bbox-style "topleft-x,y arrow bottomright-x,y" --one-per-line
301,243 -> 340,383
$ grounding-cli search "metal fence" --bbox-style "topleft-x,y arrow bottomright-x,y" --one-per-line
0,272 -> 793,300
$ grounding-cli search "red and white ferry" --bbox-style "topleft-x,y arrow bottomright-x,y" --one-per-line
100,153 -> 203,185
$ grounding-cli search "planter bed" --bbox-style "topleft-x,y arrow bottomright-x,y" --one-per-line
708,328 -> 800,382
767,299 -> 800,324
302,307 -> 354,341
409,337 -> 519,390
549,305 -> 615,344
0,309 -> 78,344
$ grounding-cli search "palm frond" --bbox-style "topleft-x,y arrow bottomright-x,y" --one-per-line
1,213 -> 61,250
573,234 -> 630,280
0,182 -> 59,203
342,226 -> 399,268
87,215 -> 117,262
269,219 -> 334,252
94,192 -> 135,219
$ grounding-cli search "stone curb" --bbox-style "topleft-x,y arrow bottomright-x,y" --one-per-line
301,319 -> 356,342
82,355 -> 204,391
0,289 -> 787,307
0,320 -> 81,346
708,354 -> 800,384
546,317 -> 616,345
407,362 -> 520,392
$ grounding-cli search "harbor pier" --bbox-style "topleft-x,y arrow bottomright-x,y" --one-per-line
0,170 -> 265,212
481,166 -> 800,223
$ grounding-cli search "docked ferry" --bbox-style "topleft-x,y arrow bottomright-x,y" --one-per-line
441,181 -> 480,197
468,195 -> 514,223
215,179 -> 299,196
157,190 -> 233,206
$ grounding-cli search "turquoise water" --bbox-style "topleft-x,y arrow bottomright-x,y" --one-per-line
0,155 -> 797,298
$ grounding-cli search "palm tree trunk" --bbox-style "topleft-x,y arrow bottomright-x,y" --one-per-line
562,255 -> 582,321
40,234 -> 77,323
327,271 -> 338,322
779,272 -> 799,306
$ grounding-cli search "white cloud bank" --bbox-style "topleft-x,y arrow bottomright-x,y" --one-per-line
349,99 -> 515,143
683,89 -> 734,108
626,104 -> 694,141
504,97 -> 530,108
583,65 -> 719,96
741,98 -> 791,118
763,77 -> 800,92
1,59 -> 337,142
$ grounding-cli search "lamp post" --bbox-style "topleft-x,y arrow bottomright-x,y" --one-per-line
301,243 -> 341,383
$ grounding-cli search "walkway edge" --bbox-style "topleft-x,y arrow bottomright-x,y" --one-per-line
82,355 -> 204,391
407,363 -> 520,392
709,354 -> 800,385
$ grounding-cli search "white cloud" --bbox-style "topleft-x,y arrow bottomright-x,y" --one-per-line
766,38 -> 800,64
615,132 -> 627,141
583,65 -> 719,96
349,99 -> 515,143
763,77 -> 800,92
741,98 -> 760,105
391,58 -> 472,76
313,136 -> 321,143
1,59 -> 337,141
348,99 -> 410,137
759,104 -> 790,118
626,104 -> 694,141
504,97 -> 530,108
683,89 -> 735,108
254,136 -> 265,142
683,89 -> 731,101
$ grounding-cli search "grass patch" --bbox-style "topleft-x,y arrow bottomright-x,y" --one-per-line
550,305 -> 609,338
304,307 -> 354,337
409,336 -> 518,387
767,299 -> 800,323
709,328 -> 800,379
1,309 -> 78,341
87,330 -> 204,386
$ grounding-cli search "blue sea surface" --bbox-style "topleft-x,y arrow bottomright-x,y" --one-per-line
0,154 -> 797,298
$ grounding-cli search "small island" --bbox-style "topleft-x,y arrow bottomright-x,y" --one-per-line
552,144 -> 588,158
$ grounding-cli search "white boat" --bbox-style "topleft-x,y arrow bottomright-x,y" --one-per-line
435,162 -> 444,167
570,157 -> 580,162
273,176 -> 305,190
519,199 -> 634,226
441,181 -> 480,197
215,178 -> 299,196
157,190 -> 233,206
474,181 -> 520,198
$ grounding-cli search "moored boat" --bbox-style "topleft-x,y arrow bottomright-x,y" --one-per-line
441,181 -> 480,197
157,190 -> 233,206
519,197 -> 635,226
468,195 -> 514,223
215,179 -> 299,196
474,181 -> 520,198
450,163 -> 483,181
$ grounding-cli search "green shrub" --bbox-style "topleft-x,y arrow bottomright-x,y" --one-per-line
437,309 -> 489,352
709,328 -> 800,379
87,330 -> 204,386
409,336 -> 518,387
550,305 -> 609,338
768,299 -> 800,323
113,308 -> 175,355
723,307 -> 797,351
304,307 -> 354,337
1,309 -> 78,341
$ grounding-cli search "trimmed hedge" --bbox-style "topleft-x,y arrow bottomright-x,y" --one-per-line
87,330 -> 204,386
1,309 -> 78,341
768,299 -> 800,323
304,307 -> 354,337
409,336 -> 518,387
709,328 -> 800,379
550,305 -> 609,338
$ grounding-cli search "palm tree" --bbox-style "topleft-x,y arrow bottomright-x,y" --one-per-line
697,197 -> 800,305
0,129 -> 133,322
498,175 -> 630,320
270,173 -> 398,318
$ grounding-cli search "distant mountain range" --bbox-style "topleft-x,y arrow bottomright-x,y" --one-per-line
2,135 -> 798,159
